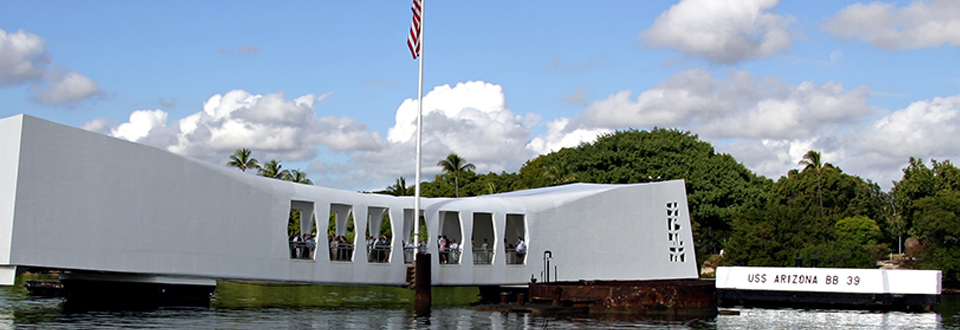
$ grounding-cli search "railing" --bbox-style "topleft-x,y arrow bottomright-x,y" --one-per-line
473,249 -> 493,264
329,243 -> 354,261
440,247 -> 462,265
506,250 -> 526,264
367,245 -> 392,263
403,244 -> 429,263
289,242 -> 316,260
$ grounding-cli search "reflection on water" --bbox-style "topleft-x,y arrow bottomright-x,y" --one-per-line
0,277 -> 958,329
718,308 -> 940,329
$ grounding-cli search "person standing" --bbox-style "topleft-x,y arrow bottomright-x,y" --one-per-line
515,237 -> 526,263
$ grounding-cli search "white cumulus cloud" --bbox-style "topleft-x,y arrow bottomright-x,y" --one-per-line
576,68 -> 896,185
88,89 -> 381,166
859,94 -> 960,161
641,0 -> 795,64
582,68 -> 873,140
330,81 -> 539,188
823,0 -> 960,50
527,117 -> 611,155
0,28 -> 100,105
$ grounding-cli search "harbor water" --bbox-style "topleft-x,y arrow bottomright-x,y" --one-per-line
1,278 -> 959,329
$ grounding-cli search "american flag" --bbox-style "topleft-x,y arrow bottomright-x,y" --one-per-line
407,0 -> 423,59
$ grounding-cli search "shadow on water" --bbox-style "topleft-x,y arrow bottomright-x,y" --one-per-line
212,280 -> 481,309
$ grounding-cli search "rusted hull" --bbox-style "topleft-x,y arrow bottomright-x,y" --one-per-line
528,280 -> 717,315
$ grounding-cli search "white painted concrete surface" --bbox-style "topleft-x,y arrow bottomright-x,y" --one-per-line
716,266 -> 941,295
0,114 -> 698,286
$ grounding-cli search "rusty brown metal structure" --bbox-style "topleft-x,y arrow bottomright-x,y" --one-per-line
528,280 -> 717,315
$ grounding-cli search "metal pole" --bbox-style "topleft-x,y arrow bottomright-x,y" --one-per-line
412,0 -> 425,260
411,0 -> 431,316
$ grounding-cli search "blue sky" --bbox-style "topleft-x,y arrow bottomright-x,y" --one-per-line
1,0 -> 958,191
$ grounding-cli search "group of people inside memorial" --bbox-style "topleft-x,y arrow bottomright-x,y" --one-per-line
328,235 -> 354,261
289,233 -> 317,260
366,235 -> 391,262
290,231 -> 526,265
437,235 -> 462,264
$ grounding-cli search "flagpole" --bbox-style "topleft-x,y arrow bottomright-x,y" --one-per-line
412,0 -> 424,261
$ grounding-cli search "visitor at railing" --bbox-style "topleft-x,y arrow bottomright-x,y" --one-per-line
439,237 -> 462,264
507,237 -> 526,264
437,235 -> 447,263
445,239 -> 462,264
472,238 -> 492,264
367,235 -> 391,263
289,233 -> 316,260
328,235 -> 353,261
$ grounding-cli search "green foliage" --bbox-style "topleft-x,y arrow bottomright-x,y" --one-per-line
835,216 -> 882,246
259,159 -> 289,179
519,129 -> 768,255
798,240 -> 873,268
288,209 -> 301,237
227,148 -> 260,172
284,169 -> 313,185
913,190 -> 960,284
893,158 -> 960,235
724,154 -> 891,268
382,177 -> 412,196
437,153 -> 476,197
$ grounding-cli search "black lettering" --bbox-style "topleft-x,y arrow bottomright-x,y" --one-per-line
761,274 -> 766,283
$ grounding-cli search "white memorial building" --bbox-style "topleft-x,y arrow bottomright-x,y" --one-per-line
0,114 -> 698,287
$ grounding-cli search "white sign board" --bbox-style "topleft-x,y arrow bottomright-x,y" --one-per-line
716,266 -> 941,295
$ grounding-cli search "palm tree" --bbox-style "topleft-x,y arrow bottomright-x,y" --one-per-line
484,181 -> 498,195
284,169 -> 313,185
226,148 -> 259,172
545,163 -> 577,185
258,159 -> 289,179
386,177 -> 411,196
437,153 -> 475,197
798,150 -> 825,217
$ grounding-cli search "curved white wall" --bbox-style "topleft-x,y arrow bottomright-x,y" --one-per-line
0,114 -> 698,286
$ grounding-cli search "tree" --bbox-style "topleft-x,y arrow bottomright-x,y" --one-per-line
913,190 -> 960,285
227,148 -> 259,172
385,177 -> 412,196
437,153 -> 476,197
798,150 -> 827,217
258,159 -> 289,179
284,169 -> 313,185
545,162 -> 577,185
724,162 -> 890,268
521,129 -> 769,256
